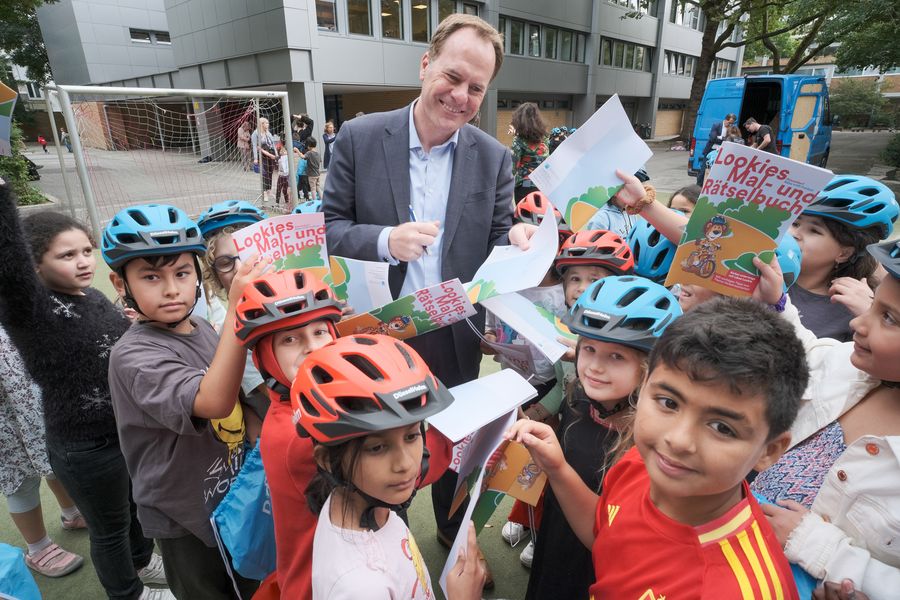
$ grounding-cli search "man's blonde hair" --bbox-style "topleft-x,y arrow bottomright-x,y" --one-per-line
428,14 -> 504,81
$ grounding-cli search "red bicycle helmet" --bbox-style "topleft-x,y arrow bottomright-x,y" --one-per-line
555,229 -> 634,276
291,335 -> 454,445
235,269 -> 342,347
515,191 -> 563,226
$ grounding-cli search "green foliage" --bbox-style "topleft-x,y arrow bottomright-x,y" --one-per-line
833,0 -> 900,73
0,121 -> 47,205
683,197 -> 719,241
882,134 -> 900,168
0,0 -> 57,84
720,203 -> 787,238
830,79 -> 887,129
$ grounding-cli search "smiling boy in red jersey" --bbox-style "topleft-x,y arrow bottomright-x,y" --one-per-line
508,297 -> 807,599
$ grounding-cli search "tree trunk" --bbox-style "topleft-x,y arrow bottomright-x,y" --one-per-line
680,15 -> 722,142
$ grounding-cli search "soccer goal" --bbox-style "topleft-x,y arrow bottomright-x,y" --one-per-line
44,84 -> 295,242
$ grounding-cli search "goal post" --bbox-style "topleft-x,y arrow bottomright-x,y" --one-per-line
45,84 -> 295,243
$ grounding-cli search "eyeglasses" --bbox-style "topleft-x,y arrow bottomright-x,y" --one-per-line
212,255 -> 240,273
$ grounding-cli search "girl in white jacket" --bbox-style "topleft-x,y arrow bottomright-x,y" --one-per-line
752,238 -> 900,600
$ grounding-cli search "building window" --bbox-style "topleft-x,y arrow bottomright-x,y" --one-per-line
575,33 -> 586,63
544,27 -> 558,59
600,38 -> 612,65
462,2 -> 477,15
412,1 -> 430,42
438,0 -> 454,23
710,58 -> 733,79
129,29 -> 170,45
316,0 -> 338,31
528,22 -> 541,57
670,2 -> 703,30
510,19 -> 524,55
381,0 -> 403,39
609,0 -> 657,16
498,16 -> 506,39
349,0 -> 372,35
129,29 -> 151,43
560,30 -> 573,61
664,51 -> 697,77
25,82 -> 42,99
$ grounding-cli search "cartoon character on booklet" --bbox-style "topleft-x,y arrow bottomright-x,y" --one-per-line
683,215 -> 730,278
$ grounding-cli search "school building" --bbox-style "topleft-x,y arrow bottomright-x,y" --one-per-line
36,0 -> 745,142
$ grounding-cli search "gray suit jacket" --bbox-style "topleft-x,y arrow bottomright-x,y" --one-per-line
323,104 -> 515,383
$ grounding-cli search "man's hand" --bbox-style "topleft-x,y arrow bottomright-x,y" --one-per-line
829,277 -> 874,316
760,498 -> 808,546
388,221 -> 440,262
509,223 -> 538,251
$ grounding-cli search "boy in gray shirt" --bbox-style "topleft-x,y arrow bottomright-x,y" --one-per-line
104,203 -> 268,599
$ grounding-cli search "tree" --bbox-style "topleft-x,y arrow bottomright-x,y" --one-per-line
830,79 -> 887,128
0,0 -> 57,84
667,0 -> 843,141
833,0 -> 900,73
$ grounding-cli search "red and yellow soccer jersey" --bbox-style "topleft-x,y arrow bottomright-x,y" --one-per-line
589,448 -> 799,600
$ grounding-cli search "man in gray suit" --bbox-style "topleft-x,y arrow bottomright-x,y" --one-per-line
323,13 -> 533,560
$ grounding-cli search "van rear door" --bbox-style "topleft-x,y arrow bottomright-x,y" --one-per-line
690,78 -> 744,174
785,77 -> 829,165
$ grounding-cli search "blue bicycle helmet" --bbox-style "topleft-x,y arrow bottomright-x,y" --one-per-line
776,234 -> 803,291
197,200 -> 267,239
565,275 -> 682,352
803,175 -> 899,239
867,239 -> 900,280
102,204 -> 206,270
293,199 -> 323,214
626,217 -> 676,283
551,127 -> 561,136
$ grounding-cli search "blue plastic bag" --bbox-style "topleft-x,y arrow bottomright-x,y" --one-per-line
753,493 -> 818,599
0,543 -> 41,600
211,443 -> 276,582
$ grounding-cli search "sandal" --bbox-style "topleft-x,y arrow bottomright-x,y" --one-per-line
25,543 -> 84,577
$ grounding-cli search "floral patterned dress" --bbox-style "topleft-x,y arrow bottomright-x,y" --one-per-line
0,324 -> 52,497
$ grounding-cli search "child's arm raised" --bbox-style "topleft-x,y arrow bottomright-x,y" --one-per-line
613,169 -> 688,244
506,420 -> 598,548
193,257 -> 270,419
0,185 -> 48,323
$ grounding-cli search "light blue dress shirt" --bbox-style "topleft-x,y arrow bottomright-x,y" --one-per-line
376,102 -> 459,297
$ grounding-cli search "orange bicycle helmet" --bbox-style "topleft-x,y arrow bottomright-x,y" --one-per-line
515,191 -> 563,226
291,334 -> 454,445
235,269 -> 342,346
555,229 -> 634,276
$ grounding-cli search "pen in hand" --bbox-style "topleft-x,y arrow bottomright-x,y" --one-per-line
408,205 -> 431,256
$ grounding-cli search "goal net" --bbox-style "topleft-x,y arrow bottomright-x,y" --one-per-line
53,86 -> 291,227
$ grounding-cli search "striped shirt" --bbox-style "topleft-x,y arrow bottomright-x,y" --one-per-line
590,448 -> 799,600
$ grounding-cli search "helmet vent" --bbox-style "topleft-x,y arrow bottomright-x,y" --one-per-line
395,343 -> 415,368
293,271 -> 306,288
401,395 -> 427,413
617,288 -> 646,307
624,317 -> 653,332
310,366 -> 333,384
127,210 -> 150,226
336,396 -> 379,414
345,354 -> 384,381
582,313 -> 610,330
117,233 -> 140,244
860,187 -> 879,197
280,299 -> 309,314
314,289 -> 330,301
254,281 -> 276,297
310,389 -> 336,416
655,297 -> 672,310
297,392 -> 320,418
244,308 -> 265,320
167,208 -> 179,223
353,336 -> 377,346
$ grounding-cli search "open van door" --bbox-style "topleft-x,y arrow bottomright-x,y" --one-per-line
786,77 -> 829,166
689,78 -> 744,175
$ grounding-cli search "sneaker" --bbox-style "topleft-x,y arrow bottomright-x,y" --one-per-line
25,543 -> 84,578
139,587 -> 175,600
519,539 -> 535,569
60,513 -> 87,530
501,521 -> 528,547
137,553 -> 167,586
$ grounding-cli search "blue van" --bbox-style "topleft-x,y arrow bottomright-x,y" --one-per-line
689,74 -> 832,176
